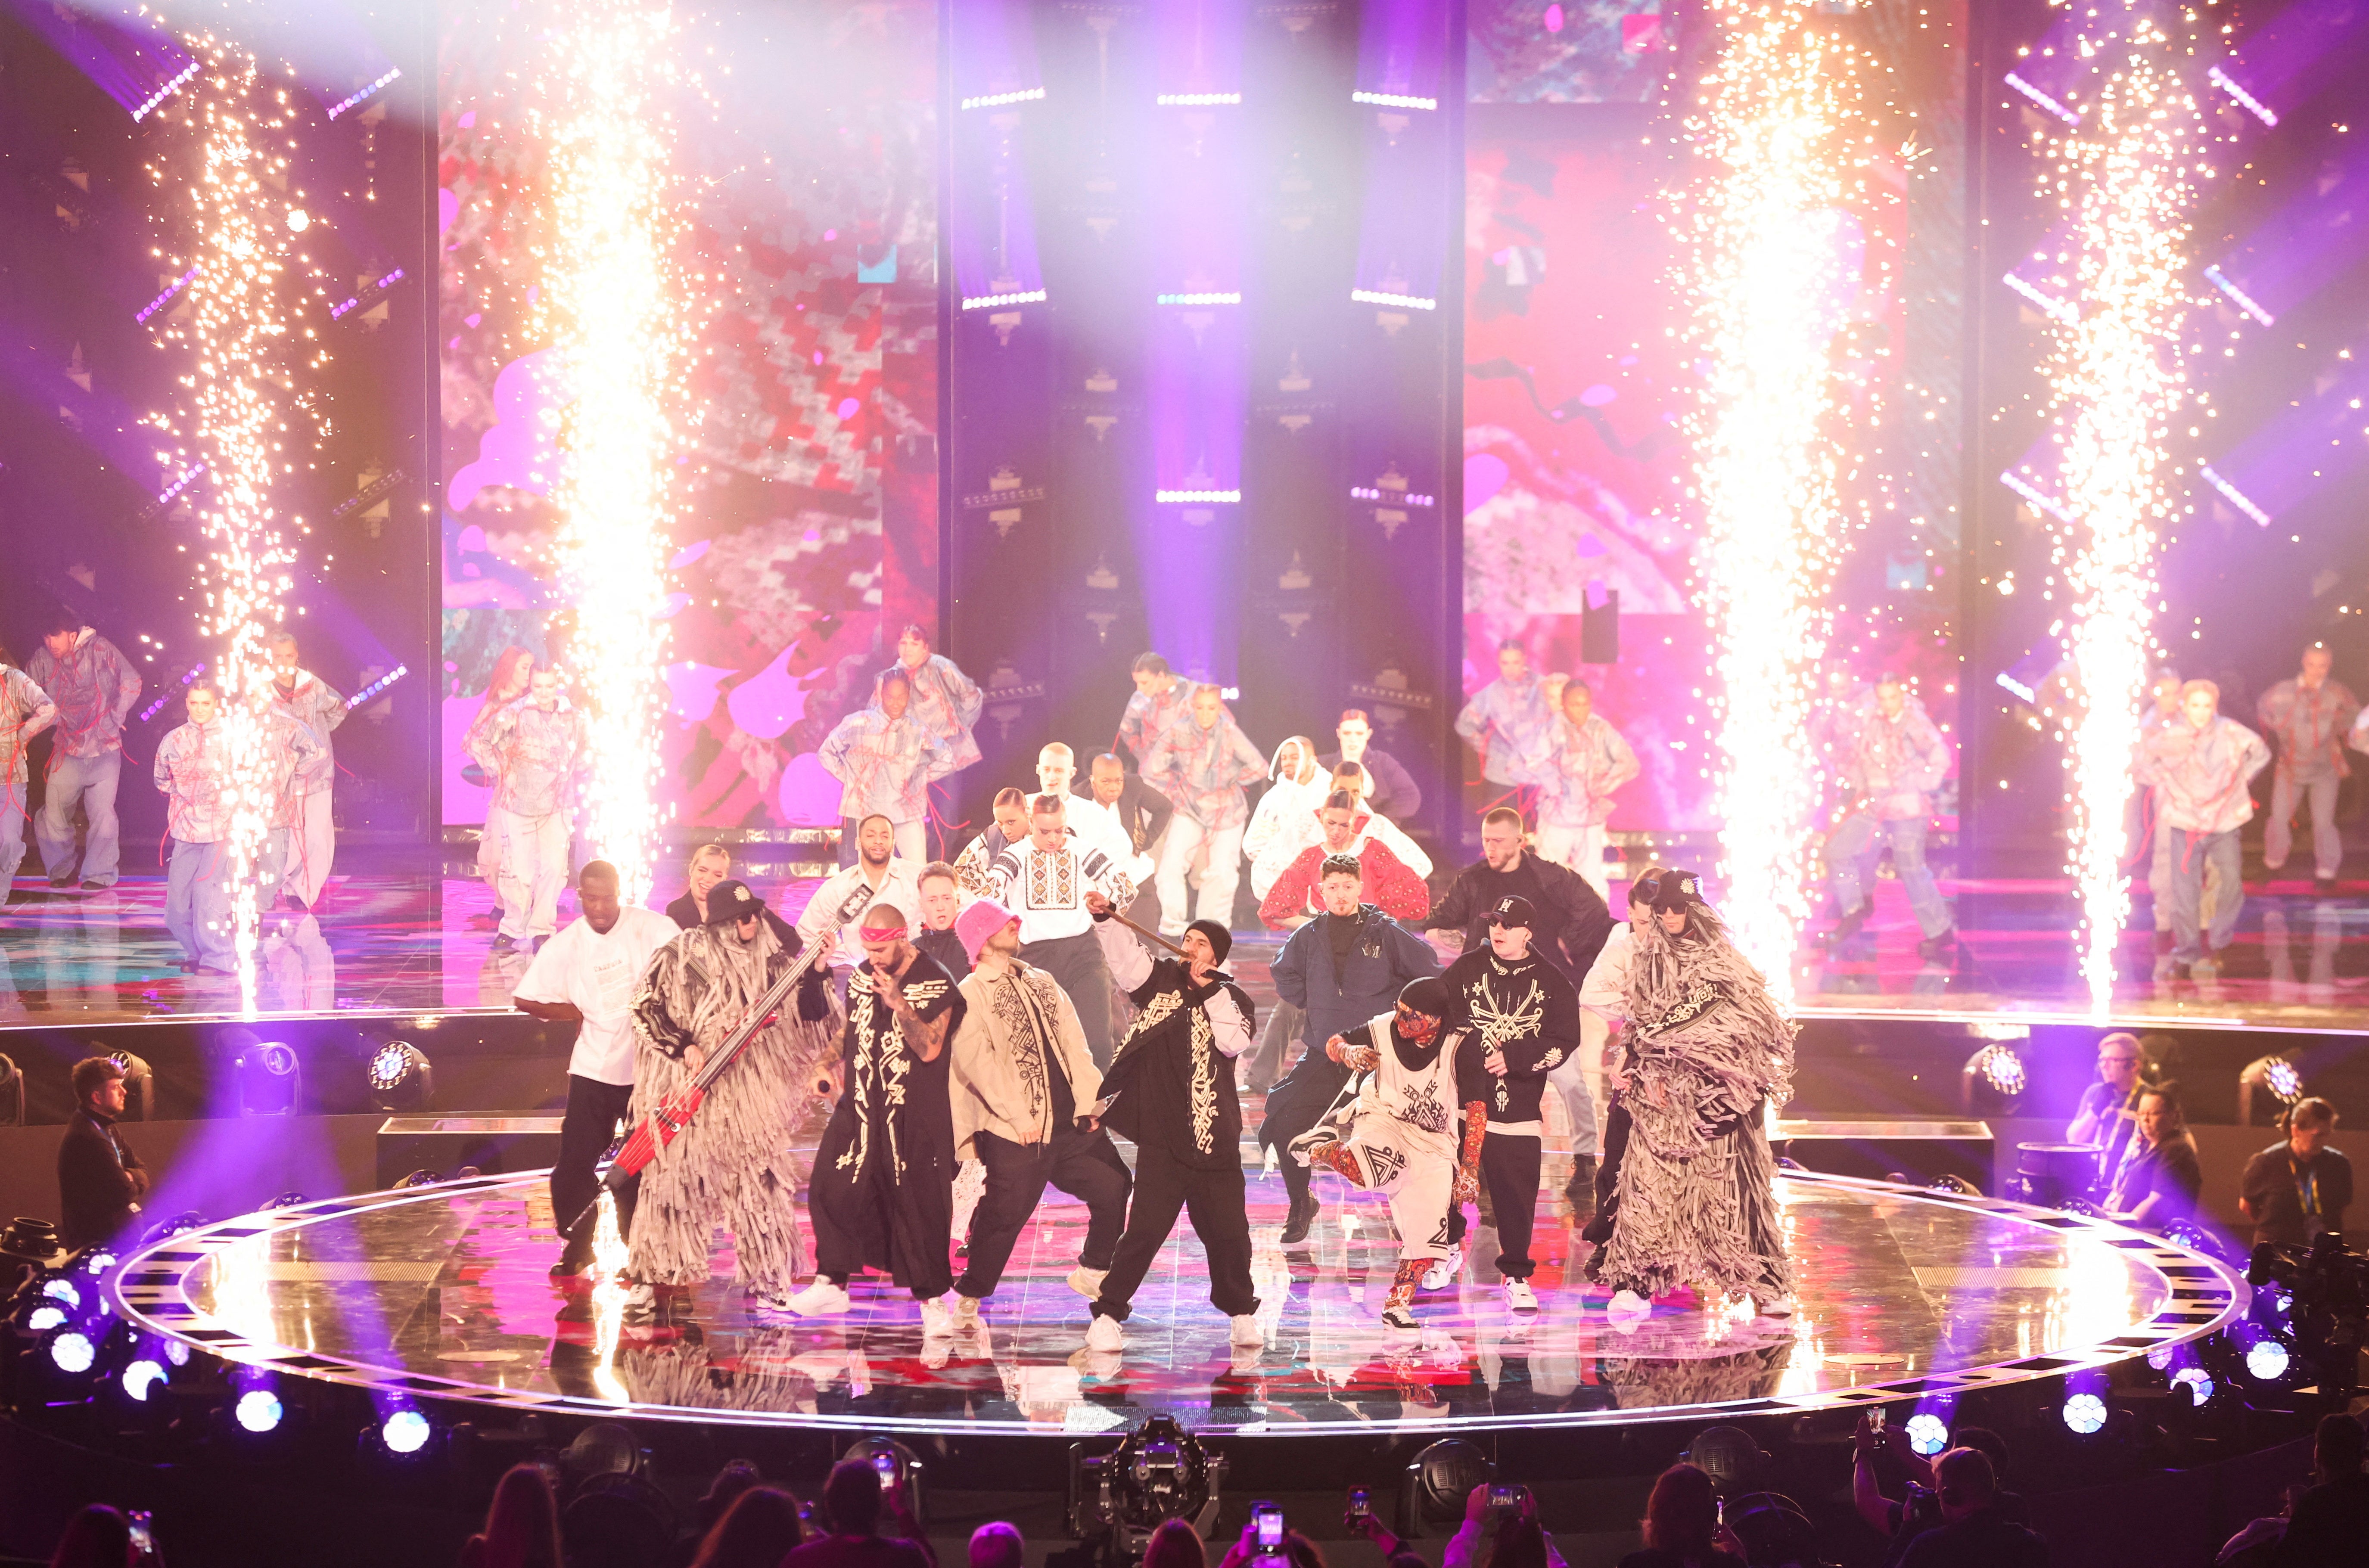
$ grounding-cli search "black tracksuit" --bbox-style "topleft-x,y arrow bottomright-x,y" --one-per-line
1429,851 -> 1614,982
1444,946 -> 1580,1280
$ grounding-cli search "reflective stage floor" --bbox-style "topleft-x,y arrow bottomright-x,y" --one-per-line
112,1167 -> 2245,1436
10,867 -> 2369,1031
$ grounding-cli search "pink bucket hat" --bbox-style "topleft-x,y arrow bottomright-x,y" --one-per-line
955,897 -> 1021,966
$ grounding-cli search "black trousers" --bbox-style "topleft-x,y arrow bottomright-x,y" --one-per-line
1022,930 -> 1114,1068
1091,1143 -> 1259,1322
552,1074 -> 638,1256
1447,1130 -> 1541,1280
1581,1096 -> 1632,1248
956,1128 -> 1134,1298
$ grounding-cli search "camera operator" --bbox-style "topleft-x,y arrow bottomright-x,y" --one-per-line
1438,1484 -> 1571,1568
2104,1081 -> 2203,1231
2241,1098 -> 2350,1249
1853,1416 -> 2027,1566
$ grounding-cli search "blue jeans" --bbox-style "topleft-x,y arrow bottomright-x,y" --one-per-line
165,837 -> 233,966
2167,826 -> 2244,961
1828,813 -> 1951,938
36,750 -> 122,885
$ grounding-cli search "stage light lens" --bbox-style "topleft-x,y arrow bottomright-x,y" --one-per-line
2265,1059 -> 2302,1101
26,1305 -> 65,1333
1977,1045 -> 2025,1096
2245,1340 -> 2291,1382
165,1339 -> 192,1367
236,1389 -> 283,1433
2061,1392 -> 2108,1434
2172,1366 -> 2214,1406
85,1251 -> 118,1274
382,1408 -> 432,1453
123,1358 -> 165,1401
1903,1413 -> 1950,1456
50,1331 -> 96,1374
368,1042 -> 410,1091
43,1278 -> 81,1308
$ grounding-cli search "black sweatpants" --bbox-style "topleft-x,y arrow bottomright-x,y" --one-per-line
956,1127 -> 1134,1298
1022,930 -> 1115,1068
1447,1130 -> 1541,1280
1581,1097 -> 1631,1248
552,1074 -> 638,1256
1090,1143 -> 1259,1322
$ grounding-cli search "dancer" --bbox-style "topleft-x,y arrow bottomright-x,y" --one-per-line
1317,708 -> 1422,824
955,788 -> 1030,898
1258,791 -> 1431,929
513,860 -> 679,1276
1595,868 -> 1795,1320
250,686 -> 326,914
1071,751 -> 1167,893
2256,644 -> 2358,892
1572,876 -> 1654,1239
1293,977 -> 1480,1330
1441,896 -> 1581,1308
1454,640 -> 1553,823
0,648 -> 56,894
1244,737 -> 1328,900
946,898 -> 1133,1318
28,613 -> 140,890
787,903 -> 965,1332
819,667 -> 949,867
888,621 -> 985,776
469,666 -> 588,950
1038,743 -> 1133,869
463,647 -> 535,900
2140,680 -> 2269,981
1427,807 -> 1614,982
153,683 -> 232,973
1535,679 -> 1638,901
263,632 -> 346,908
1116,652 -> 1187,771
1080,892 -> 1263,1351
2136,670 -> 2190,956
1257,853 -> 1440,1244
1820,676 -> 1954,957
1142,684 -> 1265,938
665,843 -> 733,928
915,861 -> 972,980
799,813 -> 926,978
986,794 -> 1134,1068
625,880 -> 838,1316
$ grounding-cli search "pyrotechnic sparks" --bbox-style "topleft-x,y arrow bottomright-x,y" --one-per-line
2031,20 -> 2206,1009
1673,3 -> 1895,1000
529,0 -> 694,905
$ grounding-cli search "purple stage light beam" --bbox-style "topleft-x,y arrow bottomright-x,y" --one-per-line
2193,352 -> 2369,528
1350,0 -> 1450,314
2199,140 -> 2369,330
950,0 -> 1046,314
4,0 -> 193,121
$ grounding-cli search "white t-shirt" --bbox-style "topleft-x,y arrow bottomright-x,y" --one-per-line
513,905 -> 679,1086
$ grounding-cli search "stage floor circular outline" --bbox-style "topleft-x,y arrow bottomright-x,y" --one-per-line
108,1168 -> 2250,1437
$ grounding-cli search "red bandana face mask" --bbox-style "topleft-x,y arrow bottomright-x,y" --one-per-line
1395,1006 -> 1440,1043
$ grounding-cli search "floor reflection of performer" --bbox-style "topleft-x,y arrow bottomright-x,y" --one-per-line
1596,869 -> 1795,1320
463,646 -> 534,900
264,632 -> 345,909
623,880 -> 836,1319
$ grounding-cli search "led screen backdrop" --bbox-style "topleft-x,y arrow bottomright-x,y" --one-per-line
435,1 -> 938,831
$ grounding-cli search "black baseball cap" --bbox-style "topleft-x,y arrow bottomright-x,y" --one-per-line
703,879 -> 768,926
1488,895 -> 1536,931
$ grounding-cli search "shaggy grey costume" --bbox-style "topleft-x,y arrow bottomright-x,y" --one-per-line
625,919 -> 838,1290
1594,906 -> 1795,1302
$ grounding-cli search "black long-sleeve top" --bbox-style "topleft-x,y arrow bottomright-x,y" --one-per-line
58,1108 -> 143,1248
1446,947 -> 1581,1133
1430,850 -> 1614,981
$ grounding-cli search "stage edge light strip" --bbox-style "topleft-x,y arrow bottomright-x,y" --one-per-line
2036,16 -> 2206,1009
2201,264 -> 2274,326
531,0 -> 693,905
1676,1 -> 1890,1002
2205,64 -> 2276,127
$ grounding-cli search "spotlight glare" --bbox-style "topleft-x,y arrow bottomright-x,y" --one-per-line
165,1339 -> 192,1367
26,1305 -> 66,1333
2171,1366 -> 2215,1406
382,1407 -> 432,1454
2061,1391 -> 2109,1434
2244,1339 -> 2291,1382
43,1278 -> 81,1309
235,1388 -> 284,1433
1903,1412 -> 1950,1456
123,1358 -> 166,1401
50,1331 -> 96,1374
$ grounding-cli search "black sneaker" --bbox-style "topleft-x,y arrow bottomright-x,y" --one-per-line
1279,1194 -> 1317,1247
78,879 -> 111,891
1916,926 -> 1957,960
1817,904 -> 1868,950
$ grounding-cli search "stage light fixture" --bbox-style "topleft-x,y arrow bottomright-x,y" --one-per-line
1961,1043 -> 2027,1113
366,1040 -> 434,1112
2243,1338 -> 2291,1382
2239,1056 -> 2304,1124
164,1339 -> 191,1367
106,1051 -> 153,1120
122,1358 -> 165,1401
2171,1366 -> 2215,1406
2061,1392 -> 2108,1434
395,1169 -> 445,1189
235,1040 -> 302,1116
382,1408 -> 432,1454
82,1251 -> 119,1275
43,1278 -> 82,1310
50,1331 -> 95,1374
259,1193 -> 310,1211
235,1388 -> 284,1433
1903,1412 -> 1950,1455
140,1211 -> 209,1246
25,1305 -> 66,1333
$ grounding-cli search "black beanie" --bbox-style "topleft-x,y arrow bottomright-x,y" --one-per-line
1187,919 -> 1232,966
1397,976 -> 1453,1019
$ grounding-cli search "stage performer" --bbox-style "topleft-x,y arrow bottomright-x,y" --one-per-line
2257,643 -> 2359,892
946,898 -> 1133,1318
1595,868 -> 1796,1321
784,903 -> 964,1335
1244,737 -> 1328,900
513,859 -> 679,1278
469,666 -> 588,950
800,813 -> 926,978
955,788 -> 1030,899
0,646 -> 57,892
623,879 -> 837,1317
1259,791 -> 1430,930
1071,751 -> 1167,897
1454,640 -> 1553,823
1535,679 -> 1638,902
1116,652 -> 1187,772
249,686 -> 325,913
916,861 -> 972,981
463,647 -> 535,898
1038,743 -> 1135,873
2140,679 -> 2270,982
1317,708 -> 1423,825
1256,853 -> 1440,1244
889,621 -> 984,775
28,612 -> 140,890
1080,893 -> 1264,1352
1292,977 -> 1478,1331
1439,896 -> 1580,1310
263,632 -> 345,909
1328,760 -> 1432,877
1820,676 -> 1954,958
986,794 -> 1134,1068
153,683 -> 232,973
1427,807 -> 1614,982
819,668 -> 949,867
1142,684 -> 1265,938
1572,879 -> 1652,1243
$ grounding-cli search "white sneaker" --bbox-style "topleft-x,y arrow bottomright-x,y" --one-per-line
1229,1313 -> 1264,1348
1421,1248 -> 1462,1291
1067,1265 -> 1108,1300
1756,1293 -> 1796,1318
919,1297 -> 954,1338
1607,1288 -> 1652,1320
953,1293 -> 983,1322
1085,1313 -> 1124,1353
1503,1279 -> 1539,1312
783,1279 -> 852,1317
622,1281 -> 656,1318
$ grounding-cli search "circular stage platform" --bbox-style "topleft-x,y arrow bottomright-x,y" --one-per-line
108,1166 -> 2248,1438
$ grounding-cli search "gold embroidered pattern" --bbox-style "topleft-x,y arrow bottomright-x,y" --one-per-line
988,971 -> 1051,1129
1027,848 -> 1076,910
1188,1007 -> 1217,1152
1121,987 -> 1182,1046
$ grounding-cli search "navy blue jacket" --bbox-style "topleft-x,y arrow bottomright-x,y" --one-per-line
1270,904 -> 1440,1059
